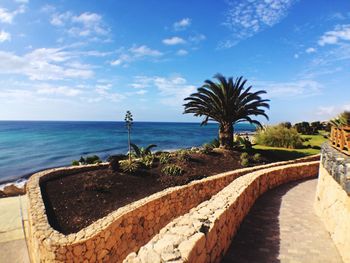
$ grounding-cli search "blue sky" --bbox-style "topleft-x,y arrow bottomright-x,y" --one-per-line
0,0 -> 349,123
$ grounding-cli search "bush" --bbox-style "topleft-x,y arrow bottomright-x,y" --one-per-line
176,150 -> 191,162
120,160 -> 141,174
201,143 -> 213,154
159,152 -> 171,164
71,160 -> 80,166
141,154 -> 154,168
107,154 -> 126,172
252,153 -> 262,162
85,155 -> 102,164
240,152 -> 249,160
161,164 -> 184,176
236,136 -> 252,150
255,125 -> 303,149
240,158 -> 250,167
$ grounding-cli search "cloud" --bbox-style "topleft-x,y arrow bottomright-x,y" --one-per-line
0,5 -> 26,24
176,49 -> 188,56
111,45 -> 163,66
130,75 -> 196,106
294,53 -> 299,59
255,79 -> 322,99
162,36 -> 186,45
0,30 -> 11,42
36,84 -> 82,97
305,47 -> 316,53
188,33 -> 206,43
14,0 -> 29,3
173,18 -> 191,31
50,11 -> 110,38
0,48 -> 94,80
315,104 -> 350,119
318,24 -> 350,46
220,0 -> 296,48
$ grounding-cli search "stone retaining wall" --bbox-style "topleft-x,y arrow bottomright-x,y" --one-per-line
124,161 -> 320,263
26,155 -> 319,263
315,143 -> 350,262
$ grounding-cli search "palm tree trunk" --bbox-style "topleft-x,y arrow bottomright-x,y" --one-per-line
219,123 -> 233,149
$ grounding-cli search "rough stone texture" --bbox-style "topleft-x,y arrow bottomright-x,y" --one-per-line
315,163 -> 350,262
26,156 -> 319,263
222,179 -> 342,263
124,161 -> 320,263
321,142 -> 350,195
1,184 -> 26,197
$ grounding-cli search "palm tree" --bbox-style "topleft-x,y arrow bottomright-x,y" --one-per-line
183,74 -> 270,149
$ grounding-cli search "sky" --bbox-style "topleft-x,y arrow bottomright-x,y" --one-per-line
0,0 -> 349,124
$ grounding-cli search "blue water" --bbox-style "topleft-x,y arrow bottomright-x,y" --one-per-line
0,121 -> 255,183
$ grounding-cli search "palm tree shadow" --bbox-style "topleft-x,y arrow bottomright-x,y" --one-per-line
221,179 -> 310,263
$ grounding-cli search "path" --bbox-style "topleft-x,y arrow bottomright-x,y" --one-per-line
222,178 -> 343,263
0,195 -> 30,263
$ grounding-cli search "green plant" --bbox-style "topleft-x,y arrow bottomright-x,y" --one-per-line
240,158 -> 250,167
130,143 -> 157,158
236,136 -> 252,150
252,153 -> 262,162
120,160 -> 141,174
176,150 -> 191,162
85,155 -> 102,164
240,152 -> 249,160
71,160 -> 80,166
161,164 -> 184,176
330,111 -> 350,127
200,143 -> 213,154
125,110 -> 133,162
208,138 -> 220,148
255,125 -> 303,149
159,152 -> 171,164
183,74 -> 269,149
107,154 -> 125,172
141,154 -> 154,168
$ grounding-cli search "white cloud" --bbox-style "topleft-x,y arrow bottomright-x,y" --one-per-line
306,47 -> 316,53
36,85 -> 82,97
51,11 -> 109,38
14,0 -> 29,3
220,0 -> 296,48
315,104 -> 350,119
255,79 -> 322,99
188,33 -> 206,43
162,36 -> 186,45
111,45 -> 163,66
0,48 -> 94,80
0,30 -> 11,42
294,53 -> 299,59
173,18 -> 191,31
177,49 -> 188,56
318,24 -> 350,46
0,5 -> 25,24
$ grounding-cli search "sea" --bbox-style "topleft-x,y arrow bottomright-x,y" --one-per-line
0,121 -> 256,183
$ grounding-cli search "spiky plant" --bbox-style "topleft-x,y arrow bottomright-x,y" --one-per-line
183,74 -> 270,149
130,143 -> 157,158
330,111 -> 350,127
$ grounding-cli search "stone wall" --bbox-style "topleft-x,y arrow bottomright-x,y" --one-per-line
124,161 -> 320,263
315,143 -> 350,262
26,155 -> 319,263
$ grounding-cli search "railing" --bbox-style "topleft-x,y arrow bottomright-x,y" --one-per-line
330,126 -> 350,155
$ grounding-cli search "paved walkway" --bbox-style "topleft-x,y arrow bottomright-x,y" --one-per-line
0,195 -> 30,263
222,179 -> 343,263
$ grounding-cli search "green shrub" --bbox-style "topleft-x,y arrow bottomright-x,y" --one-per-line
236,136 -> 252,150
71,160 -> 80,166
141,154 -> 154,168
161,164 -> 184,176
107,154 -> 125,172
201,143 -> 213,154
176,150 -> 191,162
120,160 -> 141,174
240,152 -> 249,160
85,155 -> 102,164
255,125 -> 303,149
252,153 -> 262,162
240,158 -> 250,167
159,152 -> 171,164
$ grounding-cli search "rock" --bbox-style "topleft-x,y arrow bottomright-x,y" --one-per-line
2,184 -> 26,196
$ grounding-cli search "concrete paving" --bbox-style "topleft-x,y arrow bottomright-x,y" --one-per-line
0,195 -> 30,263
222,178 -> 343,263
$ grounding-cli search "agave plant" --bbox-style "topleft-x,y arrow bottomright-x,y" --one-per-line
183,74 -> 270,149
330,111 -> 350,128
130,143 -> 157,158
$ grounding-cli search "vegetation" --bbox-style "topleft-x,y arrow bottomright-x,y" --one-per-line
252,153 -> 262,162
159,152 -> 171,164
183,73 -> 269,149
130,143 -> 157,158
72,155 -> 102,166
125,111 -> 133,162
330,111 -> 350,127
161,164 -> 184,176
255,125 -> 303,149
140,154 -> 154,168
176,150 -> 191,162
107,154 -> 126,172
120,160 -> 141,174
240,152 -> 250,167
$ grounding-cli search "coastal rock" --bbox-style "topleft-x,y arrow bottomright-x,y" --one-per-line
2,184 -> 26,197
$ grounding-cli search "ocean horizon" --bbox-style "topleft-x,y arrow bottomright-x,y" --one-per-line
0,121 -> 256,183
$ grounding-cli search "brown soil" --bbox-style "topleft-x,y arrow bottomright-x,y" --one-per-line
41,150 -> 265,234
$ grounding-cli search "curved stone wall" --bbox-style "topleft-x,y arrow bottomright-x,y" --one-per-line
124,161 -> 319,263
315,143 -> 350,262
26,155 -> 319,263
